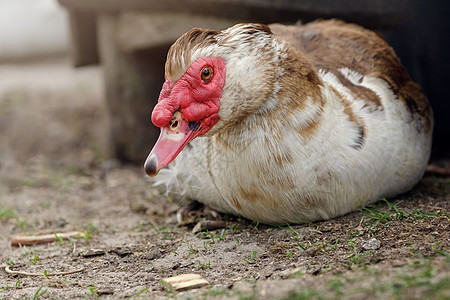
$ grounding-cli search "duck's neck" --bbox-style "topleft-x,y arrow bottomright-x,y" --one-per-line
215,44 -> 326,152
253,44 -> 326,140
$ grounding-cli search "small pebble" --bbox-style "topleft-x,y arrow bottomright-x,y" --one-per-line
111,247 -> 132,257
80,248 -> 105,258
144,250 -> 161,260
361,238 -> 381,250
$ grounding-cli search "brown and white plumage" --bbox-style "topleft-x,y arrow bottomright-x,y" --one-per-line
145,20 -> 433,224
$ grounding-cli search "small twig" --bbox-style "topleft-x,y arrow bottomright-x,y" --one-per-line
192,220 -> 227,233
426,162 -> 450,177
358,217 -> 365,227
419,204 -> 444,210
11,231 -> 85,247
4,265 -> 84,277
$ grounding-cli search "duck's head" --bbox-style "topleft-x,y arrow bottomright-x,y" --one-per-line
144,23 -> 282,177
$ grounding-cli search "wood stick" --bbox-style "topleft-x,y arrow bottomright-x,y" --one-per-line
192,220 -> 227,233
162,274 -> 209,291
4,265 -> 84,277
426,162 -> 450,177
11,231 -> 85,247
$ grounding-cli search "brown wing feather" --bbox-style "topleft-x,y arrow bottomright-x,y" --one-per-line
270,20 -> 433,133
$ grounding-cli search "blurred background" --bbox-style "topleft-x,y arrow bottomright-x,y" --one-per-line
0,0 -> 68,61
0,0 -> 448,168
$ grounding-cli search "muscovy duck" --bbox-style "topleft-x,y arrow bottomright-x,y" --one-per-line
144,20 -> 433,224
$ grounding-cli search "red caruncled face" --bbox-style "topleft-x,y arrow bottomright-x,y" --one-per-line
144,57 -> 226,177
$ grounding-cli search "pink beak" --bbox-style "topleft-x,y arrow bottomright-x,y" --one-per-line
144,112 -> 201,177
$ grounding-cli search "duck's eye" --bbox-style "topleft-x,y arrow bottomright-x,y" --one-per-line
170,120 -> 179,131
201,66 -> 213,83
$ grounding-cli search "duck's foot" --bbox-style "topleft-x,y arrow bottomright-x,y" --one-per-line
176,200 -> 221,226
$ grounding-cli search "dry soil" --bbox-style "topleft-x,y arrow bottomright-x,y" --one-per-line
0,58 -> 449,299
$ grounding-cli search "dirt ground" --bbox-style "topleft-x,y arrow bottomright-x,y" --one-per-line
0,58 -> 449,299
